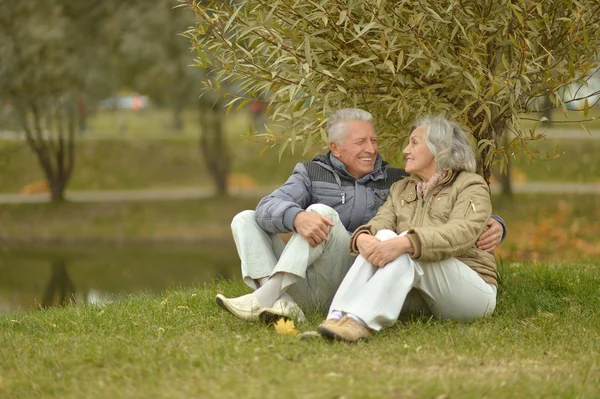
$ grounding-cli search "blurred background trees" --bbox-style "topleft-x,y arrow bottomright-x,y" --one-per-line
1,0 -> 599,200
0,0 -> 118,201
0,0 -> 233,199
184,0 -> 600,184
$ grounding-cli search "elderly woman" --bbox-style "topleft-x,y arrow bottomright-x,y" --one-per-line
316,115 -> 497,342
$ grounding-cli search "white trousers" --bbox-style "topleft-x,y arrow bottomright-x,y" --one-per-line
231,204 -> 356,309
328,229 -> 497,330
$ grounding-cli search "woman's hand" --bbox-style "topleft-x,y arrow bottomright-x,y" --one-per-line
356,233 -> 380,256
363,236 -> 413,267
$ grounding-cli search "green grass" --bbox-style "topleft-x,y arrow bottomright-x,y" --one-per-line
1,260 -> 599,398
2,135 -> 598,193
0,196 -> 260,243
0,107 -> 315,193
0,137 -> 309,193
2,108 -> 599,195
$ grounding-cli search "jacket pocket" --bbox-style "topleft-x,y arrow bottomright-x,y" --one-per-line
400,188 -> 417,207
313,186 -> 347,207
463,198 -> 477,218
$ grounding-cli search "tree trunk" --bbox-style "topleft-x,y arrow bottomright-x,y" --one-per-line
17,99 -> 77,203
198,99 -> 230,195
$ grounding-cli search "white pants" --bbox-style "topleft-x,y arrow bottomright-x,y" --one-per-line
231,204 -> 356,309
328,229 -> 497,330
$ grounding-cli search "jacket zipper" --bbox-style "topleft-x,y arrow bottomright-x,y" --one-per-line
463,198 -> 476,218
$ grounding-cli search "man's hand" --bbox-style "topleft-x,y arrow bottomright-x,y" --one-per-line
477,218 -> 503,252
293,211 -> 335,247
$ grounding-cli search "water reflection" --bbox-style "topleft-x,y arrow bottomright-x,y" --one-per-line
0,243 -> 241,313
42,259 -> 76,308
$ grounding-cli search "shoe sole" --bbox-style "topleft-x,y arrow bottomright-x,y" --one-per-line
299,331 -> 322,341
317,325 -> 344,341
258,310 -> 291,324
316,325 -> 367,343
215,295 -> 257,321
215,295 -> 236,317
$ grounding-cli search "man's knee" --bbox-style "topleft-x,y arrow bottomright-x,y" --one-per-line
374,229 -> 397,241
231,210 -> 256,231
306,204 -> 340,223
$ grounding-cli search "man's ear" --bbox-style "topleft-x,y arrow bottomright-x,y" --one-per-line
329,141 -> 340,157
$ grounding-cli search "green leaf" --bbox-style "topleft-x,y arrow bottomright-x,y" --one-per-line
304,37 -> 313,68
580,123 -> 592,136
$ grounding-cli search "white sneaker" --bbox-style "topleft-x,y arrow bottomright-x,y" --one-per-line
215,293 -> 261,322
259,299 -> 306,324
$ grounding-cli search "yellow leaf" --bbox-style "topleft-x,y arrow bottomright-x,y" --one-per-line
274,318 -> 298,336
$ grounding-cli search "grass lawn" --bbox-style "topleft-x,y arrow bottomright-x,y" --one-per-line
2,108 -> 600,194
1,260 -> 599,398
508,137 -> 600,183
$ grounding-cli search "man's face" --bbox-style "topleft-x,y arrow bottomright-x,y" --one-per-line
330,120 -> 378,179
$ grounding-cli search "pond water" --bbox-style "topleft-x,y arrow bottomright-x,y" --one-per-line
0,242 -> 241,313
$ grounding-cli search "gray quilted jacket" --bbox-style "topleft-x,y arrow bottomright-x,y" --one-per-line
255,152 -> 408,234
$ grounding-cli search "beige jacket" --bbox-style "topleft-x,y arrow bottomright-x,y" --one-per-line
350,170 -> 497,286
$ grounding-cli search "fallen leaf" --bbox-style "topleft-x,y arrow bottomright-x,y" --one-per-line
274,318 -> 299,336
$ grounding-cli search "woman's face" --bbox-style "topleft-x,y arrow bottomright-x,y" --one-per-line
403,125 -> 436,180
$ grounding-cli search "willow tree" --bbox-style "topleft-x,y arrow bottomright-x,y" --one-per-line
183,0 -> 600,182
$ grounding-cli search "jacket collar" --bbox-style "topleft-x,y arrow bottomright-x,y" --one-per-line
407,169 -> 457,185
312,151 -> 386,182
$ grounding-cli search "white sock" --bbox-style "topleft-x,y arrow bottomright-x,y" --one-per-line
328,311 -> 343,320
252,272 -> 284,308
347,313 -> 368,327
277,291 -> 294,303
256,276 -> 269,287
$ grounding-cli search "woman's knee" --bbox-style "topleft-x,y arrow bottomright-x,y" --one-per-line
231,209 -> 256,230
374,229 -> 398,241
306,204 -> 340,223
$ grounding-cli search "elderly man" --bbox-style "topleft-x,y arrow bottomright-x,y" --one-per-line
216,108 -> 505,323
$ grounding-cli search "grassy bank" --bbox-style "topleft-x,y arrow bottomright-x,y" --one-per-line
1,260 -> 599,398
1,193 -> 598,262
0,196 -> 260,244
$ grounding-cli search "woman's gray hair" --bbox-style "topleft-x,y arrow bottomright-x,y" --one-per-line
412,115 -> 476,173
327,108 -> 373,144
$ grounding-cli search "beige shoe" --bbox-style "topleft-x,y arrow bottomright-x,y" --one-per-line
300,319 -> 341,341
215,293 -> 261,322
317,315 -> 372,343
258,299 -> 306,324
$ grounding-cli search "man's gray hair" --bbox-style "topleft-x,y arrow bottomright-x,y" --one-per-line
412,115 -> 476,173
327,108 -> 373,144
